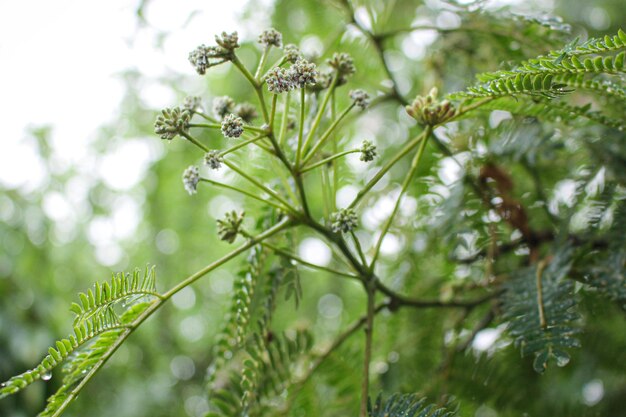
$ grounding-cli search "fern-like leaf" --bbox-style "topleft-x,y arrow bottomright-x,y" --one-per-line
241,329 -> 313,413
0,267 -> 159,416
37,301 -> 152,417
583,200 -> 626,306
70,265 -> 159,325
450,29 -> 626,100
503,247 -> 581,373
0,307 -> 124,399
470,97 -> 625,131
367,393 -> 459,417
208,246 -> 264,387
548,29 -> 626,58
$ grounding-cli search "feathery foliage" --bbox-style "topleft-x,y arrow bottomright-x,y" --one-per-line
367,394 -> 458,417
503,247 -> 581,373
3,2 -> 626,417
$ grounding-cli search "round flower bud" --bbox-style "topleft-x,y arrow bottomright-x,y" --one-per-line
182,166 -> 200,195
259,28 -> 282,47
183,96 -> 203,112
266,67 -> 294,94
359,140 -> 377,162
283,44 -> 303,64
204,150 -> 223,170
221,114 -> 244,138
330,208 -> 358,233
235,103 -> 258,123
289,59 -> 318,88
213,96 -> 236,120
154,107 -> 191,140
350,89 -> 370,110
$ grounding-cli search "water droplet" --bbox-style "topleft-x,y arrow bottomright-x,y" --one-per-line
41,372 -> 52,381
556,355 -> 570,367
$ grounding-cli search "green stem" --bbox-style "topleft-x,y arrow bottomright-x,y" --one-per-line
350,230 -> 368,266
194,112 -> 219,123
220,134 -> 267,156
269,94 -> 278,130
331,90 -> 338,213
189,123 -> 221,129
348,129 -> 429,209
245,125 -> 270,135
302,103 -> 355,165
301,150 -> 359,173
369,126 -> 431,271
359,281 -> 376,417
223,159 -> 298,215
180,131 -> 209,152
255,45 -> 271,81
260,241 -> 360,279
278,92 -> 291,146
295,88 -> 306,168
199,178 -> 288,212
301,75 -> 339,156
232,55 -> 259,88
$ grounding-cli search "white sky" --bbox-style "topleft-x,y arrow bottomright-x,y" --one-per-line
0,0 -> 262,191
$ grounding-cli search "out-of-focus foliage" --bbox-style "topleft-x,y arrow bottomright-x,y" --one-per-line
1,0 -> 625,416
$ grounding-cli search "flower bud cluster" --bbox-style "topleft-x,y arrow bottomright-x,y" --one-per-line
290,59 -> 318,88
182,166 -> 200,195
204,150 -> 223,170
406,88 -> 456,126
265,59 -> 318,93
213,96 -> 236,120
359,140 -> 377,162
350,89 -> 370,110
235,103 -> 258,123
183,96 -> 203,112
330,208 -> 359,233
221,114 -> 244,138
154,107 -> 191,140
188,32 -> 239,75
217,210 -> 245,243
259,28 -> 282,47
266,67 -> 295,94
327,52 -> 355,85
283,44 -> 303,63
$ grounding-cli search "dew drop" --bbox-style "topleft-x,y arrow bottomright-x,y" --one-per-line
41,372 -> 52,381
556,355 -> 570,367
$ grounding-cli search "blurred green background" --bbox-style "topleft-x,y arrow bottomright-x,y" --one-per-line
1,0 -> 624,416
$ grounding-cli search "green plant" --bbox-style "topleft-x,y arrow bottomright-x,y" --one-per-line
2,2 -> 625,416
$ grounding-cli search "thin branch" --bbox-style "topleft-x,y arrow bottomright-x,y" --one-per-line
260,241 -> 361,280
300,149 -> 359,173
199,178 -> 288,212
349,129 -> 429,209
49,218 -> 293,417
369,126 -> 431,270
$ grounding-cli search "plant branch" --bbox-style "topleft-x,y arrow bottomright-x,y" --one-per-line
301,103 -> 355,165
300,149 -> 359,173
349,128 -> 429,209
49,218 -> 293,417
369,126 -> 431,270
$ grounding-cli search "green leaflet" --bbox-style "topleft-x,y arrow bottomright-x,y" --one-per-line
37,302 -> 153,417
503,247 -> 581,373
463,96 -> 625,131
367,393 -> 459,417
207,245 -> 265,389
449,29 -> 626,100
70,266 -> 159,325
0,267 -> 159,415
